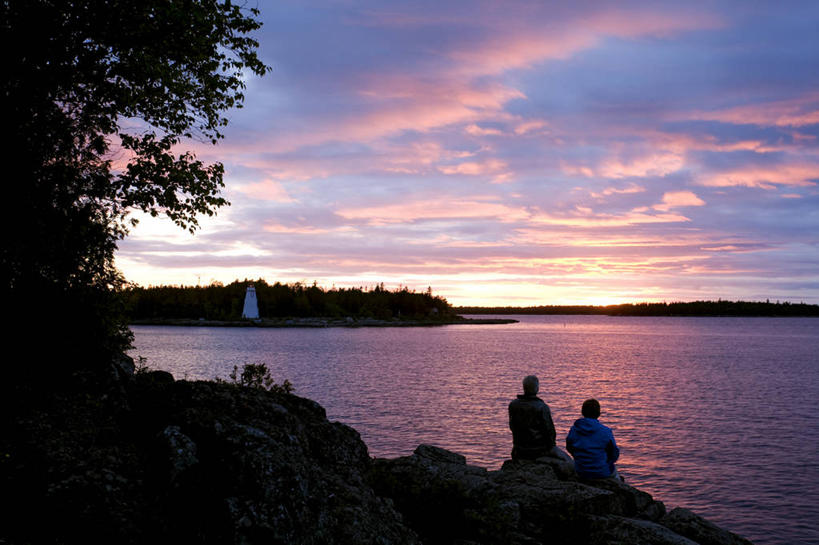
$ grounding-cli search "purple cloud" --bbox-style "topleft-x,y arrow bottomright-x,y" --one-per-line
117,1 -> 819,304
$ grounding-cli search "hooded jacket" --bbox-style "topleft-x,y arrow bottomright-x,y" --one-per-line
566,417 -> 619,478
508,394 -> 556,459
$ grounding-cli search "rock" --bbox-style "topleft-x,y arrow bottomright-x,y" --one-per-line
586,515 -> 700,545
1,367 -> 754,545
574,474 -> 666,521
660,507 -> 755,545
112,353 -> 136,378
158,425 -> 198,484
370,445 -> 750,545
137,381 -> 420,544
145,369 -> 175,385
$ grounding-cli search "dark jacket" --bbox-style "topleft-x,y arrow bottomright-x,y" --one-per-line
566,417 -> 619,478
508,394 -> 556,459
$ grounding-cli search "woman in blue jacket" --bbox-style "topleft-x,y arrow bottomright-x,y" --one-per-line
566,398 -> 621,480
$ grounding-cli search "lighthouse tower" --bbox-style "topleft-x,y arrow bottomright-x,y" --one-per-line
242,285 -> 260,319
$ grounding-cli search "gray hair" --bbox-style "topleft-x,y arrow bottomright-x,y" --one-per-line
522,375 -> 539,395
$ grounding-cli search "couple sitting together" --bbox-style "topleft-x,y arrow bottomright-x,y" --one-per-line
508,375 -> 621,481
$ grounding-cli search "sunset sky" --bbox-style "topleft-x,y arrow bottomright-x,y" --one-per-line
116,1 -> 819,306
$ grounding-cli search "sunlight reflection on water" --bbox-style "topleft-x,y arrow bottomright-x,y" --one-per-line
131,315 -> 819,545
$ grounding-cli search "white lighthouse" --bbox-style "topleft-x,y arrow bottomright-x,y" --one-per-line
242,285 -> 260,319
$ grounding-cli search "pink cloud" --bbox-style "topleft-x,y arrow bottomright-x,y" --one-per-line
448,9 -> 719,76
647,132 -> 787,154
698,164 -> 819,189
590,183 -> 646,199
465,124 -> 504,136
336,199 -> 528,225
562,149 -> 685,180
262,79 -> 524,152
263,223 -> 356,235
530,205 -> 691,227
652,191 -> 706,211
561,162 -> 595,178
234,180 -> 295,202
514,120 -> 549,135
512,228 -> 716,248
438,158 -> 509,176
233,7 -> 721,155
682,92 -> 819,127
598,151 -> 685,179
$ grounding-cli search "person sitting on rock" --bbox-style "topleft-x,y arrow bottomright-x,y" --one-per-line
508,375 -> 569,460
566,398 -> 622,480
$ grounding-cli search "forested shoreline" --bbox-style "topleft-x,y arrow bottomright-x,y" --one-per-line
124,283 -> 819,321
122,280 -> 456,321
457,300 -> 819,317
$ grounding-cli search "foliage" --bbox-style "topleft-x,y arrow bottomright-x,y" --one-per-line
122,279 -> 456,321
134,356 -> 152,375
2,0 -> 267,371
456,300 -> 819,317
228,363 -> 294,394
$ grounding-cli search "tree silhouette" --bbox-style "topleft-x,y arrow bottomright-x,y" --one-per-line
2,0 -> 267,374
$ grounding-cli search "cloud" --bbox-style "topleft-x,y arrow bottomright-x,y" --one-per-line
114,2 -> 819,304
530,206 -> 691,228
447,8 -> 721,76
235,179 -> 296,202
465,124 -> 504,136
590,183 -> 646,199
683,93 -> 819,128
263,223 -> 358,235
437,158 -> 511,184
598,152 -> 685,179
652,191 -> 706,211
698,163 -> 819,189
336,199 -> 529,225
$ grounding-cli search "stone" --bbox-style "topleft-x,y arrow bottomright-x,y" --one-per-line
370,445 -> 753,544
586,515 -> 701,545
660,507 -> 755,545
159,425 -> 198,484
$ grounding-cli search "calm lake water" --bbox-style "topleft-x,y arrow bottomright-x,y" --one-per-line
130,315 -> 819,545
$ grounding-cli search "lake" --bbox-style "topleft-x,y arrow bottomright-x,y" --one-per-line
130,315 -> 819,545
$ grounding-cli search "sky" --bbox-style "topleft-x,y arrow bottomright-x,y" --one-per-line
115,1 -> 819,306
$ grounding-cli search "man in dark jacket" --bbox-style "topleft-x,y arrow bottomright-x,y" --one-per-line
508,375 -> 559,460
566,398 -> 621,480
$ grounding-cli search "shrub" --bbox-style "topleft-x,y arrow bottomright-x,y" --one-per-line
228,363 -> 294,394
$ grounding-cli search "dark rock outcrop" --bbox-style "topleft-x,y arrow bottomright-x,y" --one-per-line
1,365 -> 753,544
660,508 -> 755,545
369,444 -> 716,544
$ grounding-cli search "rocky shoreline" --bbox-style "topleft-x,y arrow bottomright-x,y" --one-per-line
0,359 -> 752,544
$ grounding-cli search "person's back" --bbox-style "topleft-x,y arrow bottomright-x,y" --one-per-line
508,375 -> 556,460
566,398 -> 620,479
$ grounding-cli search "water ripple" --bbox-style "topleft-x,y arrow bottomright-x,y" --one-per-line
131,315 -> 819,545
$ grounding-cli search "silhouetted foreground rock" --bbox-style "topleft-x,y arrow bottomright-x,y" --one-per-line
369,445 -> 752,545
1,367 -> 753,544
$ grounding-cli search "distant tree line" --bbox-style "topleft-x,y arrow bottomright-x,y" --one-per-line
457,300 -> 819,317
122,280 -> 455,321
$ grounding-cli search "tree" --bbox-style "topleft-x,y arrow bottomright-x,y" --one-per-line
1,0 -> 268,373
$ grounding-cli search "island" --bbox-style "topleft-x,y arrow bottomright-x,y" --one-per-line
122,281 -> 518,327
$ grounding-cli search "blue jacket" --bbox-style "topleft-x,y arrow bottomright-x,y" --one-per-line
566,417 -> 619,478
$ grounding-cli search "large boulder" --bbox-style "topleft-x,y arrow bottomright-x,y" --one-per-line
1,373 -> 419,545
370,445 -> 751,545
132,378 -> 421,544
